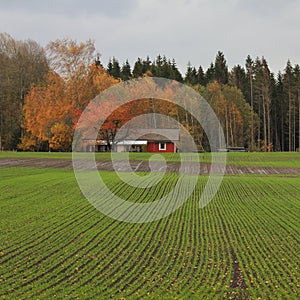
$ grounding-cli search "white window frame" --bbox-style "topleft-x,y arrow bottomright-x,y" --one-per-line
159,142 -> 166,151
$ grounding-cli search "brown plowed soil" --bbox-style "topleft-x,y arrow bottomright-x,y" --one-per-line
1,157 -> 300,175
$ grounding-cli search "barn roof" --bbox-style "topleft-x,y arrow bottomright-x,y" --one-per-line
118,128 -> 180,142
116,140 -> 147,145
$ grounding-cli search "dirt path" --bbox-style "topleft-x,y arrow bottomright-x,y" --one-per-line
1,157 -> 300,175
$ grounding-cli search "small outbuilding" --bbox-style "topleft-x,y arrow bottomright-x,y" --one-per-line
117,128 -> 180,153
82,128 -> 180,153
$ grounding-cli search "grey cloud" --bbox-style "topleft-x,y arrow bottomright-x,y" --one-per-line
0,0 -> 138,17
0,0 -> 299,74
235,0 -> 299,16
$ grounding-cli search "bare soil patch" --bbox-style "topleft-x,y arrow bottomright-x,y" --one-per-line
1,157 -> 300,175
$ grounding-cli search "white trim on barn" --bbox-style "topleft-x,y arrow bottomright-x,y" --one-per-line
115,140 -> 147,152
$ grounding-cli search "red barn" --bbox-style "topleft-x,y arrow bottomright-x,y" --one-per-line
114,128 -> 180,153
147,141 -> 175,152
84,128 -> 180,153
141,129 -> 180,153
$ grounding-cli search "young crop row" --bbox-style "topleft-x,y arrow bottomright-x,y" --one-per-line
0,167 -> 299,299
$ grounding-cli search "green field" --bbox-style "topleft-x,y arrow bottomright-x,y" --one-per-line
0,153 -> 299,299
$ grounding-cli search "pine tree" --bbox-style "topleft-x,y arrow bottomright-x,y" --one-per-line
142,56 -> 152,74
110,57 -> 121,79
294,64 -> 300,151
184,62 -> 198,85
229,65 -> 247,92
197,66 -> 205,85
107,59 -> 113,75
283,60 -> 296,151
205,63 -> 215,84
153,55 -> 164,77
271,73 -> 284,150
132,58 -> 144,78
214,51 -> 228,84
245,55 -> 255,150
253,57 -> 273,151
121,60 -> 131,80
160,56 -> 170,78
171,59 -> 183,82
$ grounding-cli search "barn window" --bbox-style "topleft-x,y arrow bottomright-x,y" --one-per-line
159,143 -> 166,150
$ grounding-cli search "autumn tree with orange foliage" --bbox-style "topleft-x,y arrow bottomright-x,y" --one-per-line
19,39 -> 118,151
20,72 -> 70,150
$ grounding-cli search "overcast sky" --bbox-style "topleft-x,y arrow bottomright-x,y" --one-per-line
1,0 -> 300,74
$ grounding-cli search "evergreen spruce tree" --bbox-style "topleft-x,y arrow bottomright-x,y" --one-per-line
153,55 -> 163,77
253,57 -> 273,151
171,59 -> 183,82
184,62 -> 197,85
205,63 -> 215,84
197,66 -> 205,85
271,72 -> 284,150
107,59 -> 113,75
245,55 -> 255,150
111,57 -> 121,79
214,51 -> 229,84
121,60 -> 131,80
107,57 -> 121,79
229,65 -> 247,93
132,58 -> 144,78
294,64 -> 300,151
160,56 -> 170,78
142,56 -> 152,74
283,60 -> 296,151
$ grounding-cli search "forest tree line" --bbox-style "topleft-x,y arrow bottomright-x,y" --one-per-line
0,33 -> 299,151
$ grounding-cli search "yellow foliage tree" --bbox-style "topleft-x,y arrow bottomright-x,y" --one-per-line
19,39 -> 119,151
50,122 -> 73,151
